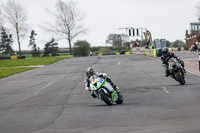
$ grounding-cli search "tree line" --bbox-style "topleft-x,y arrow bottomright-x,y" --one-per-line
0,0 -> 199,57
0,0 -> 86,57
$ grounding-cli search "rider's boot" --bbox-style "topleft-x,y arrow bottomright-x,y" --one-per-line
112,84 -> 120,93
181,61 -> 186,75
165,72 -> 169,77
165,70 -> 170,77
183,68 -> 186,75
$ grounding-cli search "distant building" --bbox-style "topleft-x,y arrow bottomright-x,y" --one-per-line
185,22 -> 200,49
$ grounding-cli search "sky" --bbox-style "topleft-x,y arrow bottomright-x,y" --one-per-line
0,0 -> 200,50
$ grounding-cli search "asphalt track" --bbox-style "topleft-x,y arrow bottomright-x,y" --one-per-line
0,54 -> 200,133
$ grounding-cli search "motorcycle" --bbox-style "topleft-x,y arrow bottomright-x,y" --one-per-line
168,58 -> 186,85
89,75 -> 123,105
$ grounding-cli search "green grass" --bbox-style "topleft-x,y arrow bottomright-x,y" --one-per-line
0,67 -> 36,79
21,52 -> 70,58
0,56 -> 71,67
0,56 -> 72,79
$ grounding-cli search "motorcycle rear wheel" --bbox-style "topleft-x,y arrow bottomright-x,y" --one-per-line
116,93 -> 123,104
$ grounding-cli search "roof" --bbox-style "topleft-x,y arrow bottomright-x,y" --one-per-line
190,22 -> 200,25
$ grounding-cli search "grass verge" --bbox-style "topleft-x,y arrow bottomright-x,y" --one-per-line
0,56 -> 71,67
0,56 -> 72,79
0,67 -> 36,79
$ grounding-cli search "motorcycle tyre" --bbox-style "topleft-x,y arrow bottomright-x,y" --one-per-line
176,72 -> 185,85
116,93 -> 123,104
99,89 -> 113,106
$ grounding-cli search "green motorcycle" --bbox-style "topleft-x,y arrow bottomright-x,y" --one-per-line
168,58 -> 186,85
89,75 -> 123,106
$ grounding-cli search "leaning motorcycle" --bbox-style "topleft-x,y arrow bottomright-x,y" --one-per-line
168,58 -> 186,85
89,75 -> 123,105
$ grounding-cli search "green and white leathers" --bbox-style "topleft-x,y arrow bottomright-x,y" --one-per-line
89,75 -> 123,105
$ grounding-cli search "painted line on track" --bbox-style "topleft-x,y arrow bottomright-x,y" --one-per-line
118,61 -> 121,66
33,72 -> 69,95
60,74 -> 65,79
162,86 -> 169,94
34,81 -> 56,95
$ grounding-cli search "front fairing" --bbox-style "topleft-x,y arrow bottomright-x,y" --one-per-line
89,75 -> 106,91
168,59 -> 182,71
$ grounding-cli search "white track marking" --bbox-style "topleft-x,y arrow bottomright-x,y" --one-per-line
34,81 -> 55,95
118,61 -> 121,66
60,75 -> 65,79
162,86 -> 169,94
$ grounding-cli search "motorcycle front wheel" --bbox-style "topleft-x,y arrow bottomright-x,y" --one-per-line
176,71 -> 185,85
99,89 -> 113,106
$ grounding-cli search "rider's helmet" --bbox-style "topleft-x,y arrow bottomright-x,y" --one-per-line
162,47 -> 169,57
86,67 -> 95,78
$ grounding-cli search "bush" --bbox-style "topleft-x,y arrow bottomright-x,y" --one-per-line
98,47 -> 111,54
73,40 -> 91,56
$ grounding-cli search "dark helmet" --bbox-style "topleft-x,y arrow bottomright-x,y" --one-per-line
162,47 -> 169,56
86,67 -> 95,78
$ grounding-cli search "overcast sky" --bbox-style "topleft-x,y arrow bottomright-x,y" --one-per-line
0,0 -> 200,50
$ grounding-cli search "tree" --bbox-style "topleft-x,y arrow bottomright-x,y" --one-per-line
106,34 -> 128,49
0,9 -> 4,29
2,0 -> 29,57
43,38 -> 59,57
171,40 -> 185,48
29,30 -> 40,57
0,27 -> 14,54
123,42 -> 131,49
45,0 -> 87,55
166,40 -> 172,47
196,2 -> 200,17
73,40 -> 90,56
98,47 -> 111,54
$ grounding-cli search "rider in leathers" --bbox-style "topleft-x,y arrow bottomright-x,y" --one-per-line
161,47 -> 186,77
85,67 -> 120,98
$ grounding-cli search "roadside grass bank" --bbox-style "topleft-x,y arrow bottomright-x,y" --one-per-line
0,56 -> 71,67
0,67 -> 36,79
0,56 -> 72,79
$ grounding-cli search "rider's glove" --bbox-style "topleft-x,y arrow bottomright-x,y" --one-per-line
91,91 -> 97,98
85,87 -> 91,91
98,73 -> 107,78
85,79 -> 89,83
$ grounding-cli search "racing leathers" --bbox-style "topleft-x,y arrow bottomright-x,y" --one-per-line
161,52 -> 185,77
85,72 -> 119,98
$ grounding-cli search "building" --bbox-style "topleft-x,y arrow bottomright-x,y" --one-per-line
185,22 -> 200,49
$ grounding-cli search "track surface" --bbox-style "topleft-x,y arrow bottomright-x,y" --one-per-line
0,54 -> 200,133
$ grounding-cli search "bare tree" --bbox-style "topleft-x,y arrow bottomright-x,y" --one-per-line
45,0 -> 87,55
0,9 -> 4,28
106,34 -> 128,49
196,2 -> 200,18
2,0 -> 29,56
